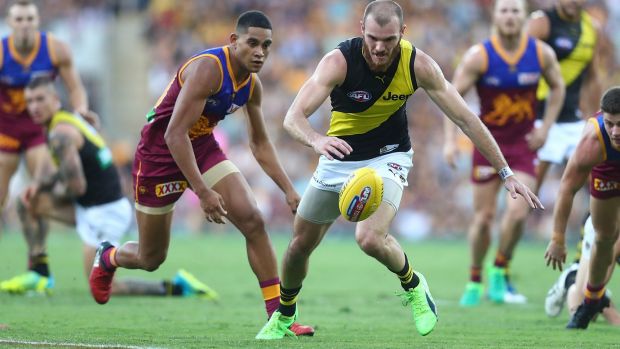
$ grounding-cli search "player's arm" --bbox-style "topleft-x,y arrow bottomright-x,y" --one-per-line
529,41 -> 565,150
283,49 -> 352,160
244,76 -> 300,213
443,45 -> 485,168
51,38 -> 89,118
416,49 -> 542,208
526,10 -> 550,40
579,20 -> 603,117
48,123 -> 87,199
546,122 -> 602,270
164,57 -> 227,223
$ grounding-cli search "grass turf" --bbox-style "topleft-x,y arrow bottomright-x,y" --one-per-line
0,230 -> 617,348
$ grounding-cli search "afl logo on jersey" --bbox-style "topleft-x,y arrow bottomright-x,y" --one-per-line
347,91 -> 372,102
555,37 -> 574,50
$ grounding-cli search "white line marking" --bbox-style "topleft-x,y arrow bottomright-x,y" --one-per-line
0,339 -> 164,349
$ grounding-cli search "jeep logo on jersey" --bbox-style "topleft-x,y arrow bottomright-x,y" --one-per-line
382,91 -> 412,101
347,91 -> 372,102
155,180 -> 188,197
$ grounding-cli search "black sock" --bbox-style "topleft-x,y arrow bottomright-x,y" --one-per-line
278,284 -> 301,317
564,269 -> 578,290
163,280 -> 184,296
29,254 -> 50,277
396,254 -> 419,291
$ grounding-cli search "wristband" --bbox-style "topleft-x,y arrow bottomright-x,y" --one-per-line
498,167 -> 514,181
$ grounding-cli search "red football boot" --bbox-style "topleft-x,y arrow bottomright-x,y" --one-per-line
289,322 -> 315,336
88,241 -> 116,304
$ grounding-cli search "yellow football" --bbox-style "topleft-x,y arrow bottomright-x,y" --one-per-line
338,167 -> 384,222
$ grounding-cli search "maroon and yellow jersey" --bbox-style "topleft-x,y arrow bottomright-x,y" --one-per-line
475,35 -> 544,144
0,32 -> 58,118
589,114 -> 620,199
136,46 -> 255,166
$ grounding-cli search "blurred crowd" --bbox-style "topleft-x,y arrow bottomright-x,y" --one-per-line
1,0 -> 619,240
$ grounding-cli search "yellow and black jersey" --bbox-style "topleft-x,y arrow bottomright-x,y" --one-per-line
328,37 -> 417,161
49,111 -> 123,207
537,8 -> 596,122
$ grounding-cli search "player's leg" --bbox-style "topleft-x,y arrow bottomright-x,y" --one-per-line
567,197 -> 620,329
534,160 -> 552,194
495,171 -> 535,303
0,150 -> 20,210
256,186 -> 336,339
463,179 -> 501,305
0,190 -> 72,294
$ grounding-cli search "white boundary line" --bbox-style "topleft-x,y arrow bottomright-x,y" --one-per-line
0,339 -> 164,349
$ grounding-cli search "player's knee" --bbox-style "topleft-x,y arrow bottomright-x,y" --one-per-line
473,210 -> 495,228
238,209 -> 266,238
288,234 -> 315,259
595,230 -> 619,245
355,230 -> 382,256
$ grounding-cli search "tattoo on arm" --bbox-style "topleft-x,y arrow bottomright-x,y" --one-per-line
49,133 -> 80,183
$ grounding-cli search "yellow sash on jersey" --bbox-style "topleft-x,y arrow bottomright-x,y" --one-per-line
49,110 -> 106,150
537,12 -> 596,100
328,39 -> 416,136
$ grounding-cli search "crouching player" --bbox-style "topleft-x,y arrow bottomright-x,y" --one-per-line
545,87 -> 620,329
0,76 -> 217,299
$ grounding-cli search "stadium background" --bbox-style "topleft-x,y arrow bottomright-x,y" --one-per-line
1,0 -> 619,241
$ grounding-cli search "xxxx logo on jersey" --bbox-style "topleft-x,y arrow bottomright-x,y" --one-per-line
155,180 -> 188,197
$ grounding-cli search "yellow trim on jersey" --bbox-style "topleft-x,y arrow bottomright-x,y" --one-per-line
0,38 -> 4,68
490,34 -> 528,68
49,110 -> 106,150
47,33 -> 58,67
178,53 -> 223,93
479,43 -> 488,74
9,32 -> 41,67
537,12 -> 596,100
249,73 -> 257,100
223,46 -> 252,92
535,40 -> 545,69
327,39 -> 416,136
588,117 -> 607,161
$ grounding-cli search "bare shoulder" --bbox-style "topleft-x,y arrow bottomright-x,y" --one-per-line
535,39 -> 558,67
48,35 -> 72,64
575,119 -> 605,166
459,44 -> 487,73
314,49 -> 347,85
527,10 -> 550,39
413,49 -> 446,90
180,55 -> 222,96
49,122 -> 82,148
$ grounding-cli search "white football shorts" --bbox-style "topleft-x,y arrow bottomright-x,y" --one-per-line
581,215 -> 595,260
76,197 -> 132,247
297,149 -> 413,224
536,120 -> 586,164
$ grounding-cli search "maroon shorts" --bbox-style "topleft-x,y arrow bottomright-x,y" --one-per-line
471,142 -> 537,183
0,113 -> 46,153
590,168 -> 620,200
132,142 -> 227,208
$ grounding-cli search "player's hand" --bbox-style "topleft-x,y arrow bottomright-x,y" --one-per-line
77,109 -> 101,130
284,189 -> 301,214
502,176 -> 544,209
20,184 -> 40,210
525,128 -> 547,151
442,141 -> 459,169
312,136 -> 352,160
545,239 -> 567,271
198,188 -> 227,224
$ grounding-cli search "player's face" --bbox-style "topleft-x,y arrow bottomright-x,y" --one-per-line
603,113 -> 620,147
557,0 -> 585,18
494,0 -> 526,37
231,27 -> 272,73
361,15 -> 404,72
25,86 -> 60,125
7,4 -> 39,43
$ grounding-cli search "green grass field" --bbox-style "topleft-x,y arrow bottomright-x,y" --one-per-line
0,230 -> 617,348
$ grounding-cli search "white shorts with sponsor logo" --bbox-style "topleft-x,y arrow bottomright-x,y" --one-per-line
581,215 -> 595,260
310,149 -> 414,193
536,120 -> 586,164
76,197 -> 132,247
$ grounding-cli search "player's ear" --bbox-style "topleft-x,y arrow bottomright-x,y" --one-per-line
401,24 -> 406,36
229,32 -> 239,48
360,20 -> 365,35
